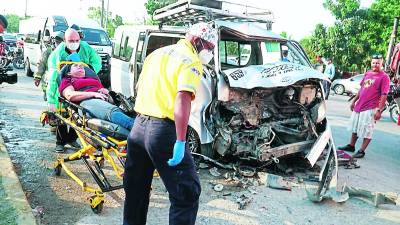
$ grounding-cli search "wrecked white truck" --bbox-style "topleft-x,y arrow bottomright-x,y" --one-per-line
188,22 -> 337,196
111,0 -> 338,197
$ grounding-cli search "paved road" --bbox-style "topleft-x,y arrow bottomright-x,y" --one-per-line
0,70 -> 399,225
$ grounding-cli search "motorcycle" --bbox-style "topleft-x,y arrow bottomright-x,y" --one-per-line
11,46 -> 24,69
348,84 -> 399,123
389,85 -> 400,123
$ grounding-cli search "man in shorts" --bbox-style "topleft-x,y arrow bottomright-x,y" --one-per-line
338,54 -> 390,158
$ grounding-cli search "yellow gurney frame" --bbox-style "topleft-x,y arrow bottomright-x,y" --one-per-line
48,97 -> 128,214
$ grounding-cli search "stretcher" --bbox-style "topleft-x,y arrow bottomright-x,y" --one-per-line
41,95 -> 135,213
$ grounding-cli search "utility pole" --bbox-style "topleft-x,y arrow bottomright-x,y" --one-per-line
24,0 -> 28,18
101,0 -> 104,28
105,0 -> 110,31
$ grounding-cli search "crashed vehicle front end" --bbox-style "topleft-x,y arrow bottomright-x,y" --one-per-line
188,21 -> 338,197
212,64 -> 330,163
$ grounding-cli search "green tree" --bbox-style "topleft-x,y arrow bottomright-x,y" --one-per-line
364,0 -> 400,57
144,0 -> 177,24
5,14 -> 22,33
87,7 -> 124,38
302,0 -> 400,73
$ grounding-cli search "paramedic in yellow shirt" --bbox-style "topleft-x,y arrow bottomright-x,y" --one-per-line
123,22 -> 217,225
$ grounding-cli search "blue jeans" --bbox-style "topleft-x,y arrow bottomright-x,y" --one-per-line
80,98 -> 134,130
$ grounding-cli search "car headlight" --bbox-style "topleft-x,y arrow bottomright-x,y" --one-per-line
311,101 -> 327,123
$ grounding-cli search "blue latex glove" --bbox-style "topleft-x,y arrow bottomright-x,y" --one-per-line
167,140 -> 186,166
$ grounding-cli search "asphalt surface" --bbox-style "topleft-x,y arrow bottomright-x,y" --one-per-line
0,70 -> 399,225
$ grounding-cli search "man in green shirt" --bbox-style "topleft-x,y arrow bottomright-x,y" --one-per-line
47,27 -> 102,152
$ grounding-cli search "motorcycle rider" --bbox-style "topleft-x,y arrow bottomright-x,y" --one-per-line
0,14 -> 7,33
34,31 -> 64,101
0,36 -> 6,57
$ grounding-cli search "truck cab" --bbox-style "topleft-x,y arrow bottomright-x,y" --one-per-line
110,0 -> 338,199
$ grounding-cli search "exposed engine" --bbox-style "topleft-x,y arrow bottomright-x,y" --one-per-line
210,81 -> 326,162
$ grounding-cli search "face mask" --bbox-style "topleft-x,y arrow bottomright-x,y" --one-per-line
198,49 -> 213,65
66,42 -> 80,51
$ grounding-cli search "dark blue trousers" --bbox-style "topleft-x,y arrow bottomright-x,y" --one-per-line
123,115 -> 201,225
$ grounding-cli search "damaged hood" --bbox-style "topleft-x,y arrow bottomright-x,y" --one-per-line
223,62 -> 329,89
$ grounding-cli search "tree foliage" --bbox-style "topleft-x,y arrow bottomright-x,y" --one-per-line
5,14 -> 23,33
144,0 -> 177,24
301,0 -> 400,74
87,7 -> 124,37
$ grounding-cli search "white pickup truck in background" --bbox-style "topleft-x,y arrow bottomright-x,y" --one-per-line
20,15 -> 112,87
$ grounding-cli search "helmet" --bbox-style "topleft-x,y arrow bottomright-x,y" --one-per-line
70,24 -> 84,39
187,22 -> 218,48
0,14 -> 8,29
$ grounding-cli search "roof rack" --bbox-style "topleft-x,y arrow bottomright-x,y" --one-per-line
153,0 -> 274,29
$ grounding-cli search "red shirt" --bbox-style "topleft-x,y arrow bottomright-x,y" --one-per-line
59,76 -> 104,94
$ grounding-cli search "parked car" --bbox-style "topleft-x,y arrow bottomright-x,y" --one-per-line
111,0 -> 338,199
1,33 -> 17,50
331,74 -> 364,95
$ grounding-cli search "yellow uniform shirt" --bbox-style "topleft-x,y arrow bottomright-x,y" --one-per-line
134,39 -> 203,121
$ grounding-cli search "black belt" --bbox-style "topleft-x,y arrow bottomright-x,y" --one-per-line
138,114 -> 174,123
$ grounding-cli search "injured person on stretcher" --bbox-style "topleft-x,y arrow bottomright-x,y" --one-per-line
59,62 -> 134,130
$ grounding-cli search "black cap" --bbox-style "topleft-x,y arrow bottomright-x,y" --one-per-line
70,24 -> 81,32
0,15 -> 8,29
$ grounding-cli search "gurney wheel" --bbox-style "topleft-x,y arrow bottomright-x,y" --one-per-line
91,201 -> 104,214
89,195 -> 104,214
54,165 -> 62,176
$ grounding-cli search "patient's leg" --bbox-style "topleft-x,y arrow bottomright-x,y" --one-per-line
110,111 -> 135,130
80,98 -> 134,130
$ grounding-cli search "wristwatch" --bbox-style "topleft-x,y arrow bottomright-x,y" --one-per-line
377,109 -> 382,113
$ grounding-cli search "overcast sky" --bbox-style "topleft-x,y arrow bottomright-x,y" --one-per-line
0,0 -> 374,40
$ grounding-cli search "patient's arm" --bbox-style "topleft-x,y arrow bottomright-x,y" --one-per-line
62,86 -> 108,102
98,88 -> 109,95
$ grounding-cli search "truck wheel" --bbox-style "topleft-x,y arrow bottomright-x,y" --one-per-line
25,58 -> 33,77
187,126 -> 200,153
186,126 -> 215,158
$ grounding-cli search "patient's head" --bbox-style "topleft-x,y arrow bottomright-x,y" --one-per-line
68,63 -> 85,78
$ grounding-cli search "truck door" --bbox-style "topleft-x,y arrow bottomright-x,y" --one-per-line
110,30 -> 139,97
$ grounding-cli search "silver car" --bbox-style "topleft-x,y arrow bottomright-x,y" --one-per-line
331,74 -> 364,95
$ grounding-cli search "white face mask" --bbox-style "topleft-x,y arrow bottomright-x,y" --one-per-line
198,49 -> 213,65
66,42 -> 80,51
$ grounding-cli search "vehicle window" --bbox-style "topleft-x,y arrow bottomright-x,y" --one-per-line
354,75 -> 364,81
145,34 -> 181,57
82,28 -> 111,46
3,34 -> 16,41
220,40 -> 252,67
262,41 -> 281,64
121,36 -> 134,62
262,41 -> 308,66
136,32 -> 145,63
112,29 -> 123,58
